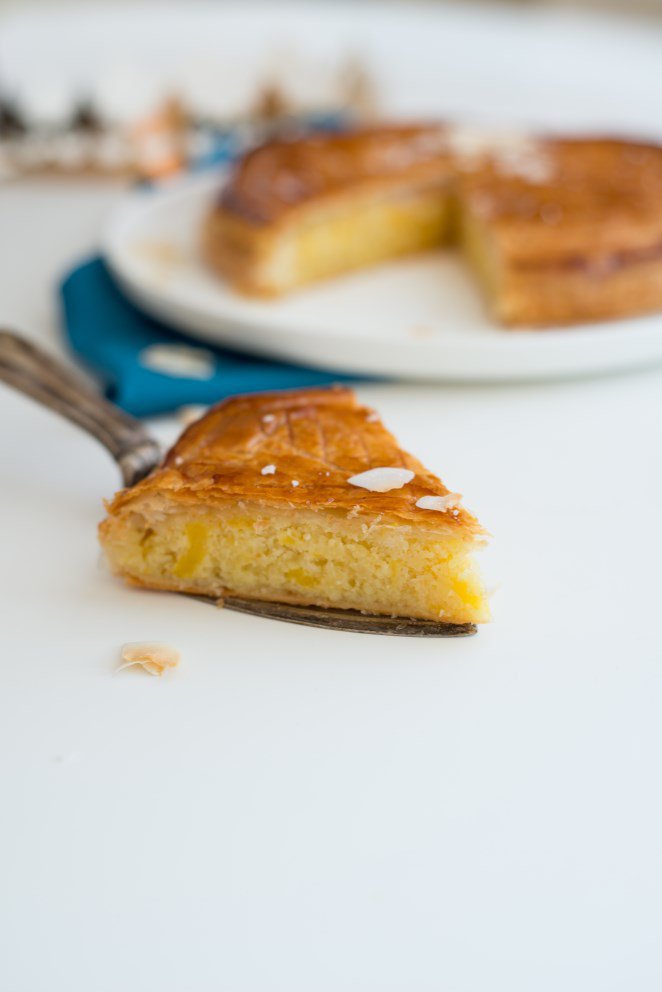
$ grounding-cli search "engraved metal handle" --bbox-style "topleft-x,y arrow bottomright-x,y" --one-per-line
0,330 -> 161,487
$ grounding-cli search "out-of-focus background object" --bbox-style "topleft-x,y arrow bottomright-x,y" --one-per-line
548,0 -> 662,11
4,0 -> 662,396
1,0 -> 661,182
0,4 -> 378,181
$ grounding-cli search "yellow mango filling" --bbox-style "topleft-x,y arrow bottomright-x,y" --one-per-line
103,502 -> 488,624
455,204 -> 502,305
259,186 -> 452,292
172,520 -> 209,578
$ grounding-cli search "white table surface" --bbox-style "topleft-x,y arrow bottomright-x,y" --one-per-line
1,182 -> 662,992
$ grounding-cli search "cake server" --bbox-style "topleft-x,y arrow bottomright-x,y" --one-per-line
0,330 -> 475,637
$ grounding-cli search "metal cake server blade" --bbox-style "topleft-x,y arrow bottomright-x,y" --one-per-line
0,330 -> 476,637
188,595 -> 475,636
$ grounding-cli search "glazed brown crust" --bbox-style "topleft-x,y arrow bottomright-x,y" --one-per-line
219,124 -> 453,225
495,254 -> 662,326
218,126 -> 662,258
201,209 -> 287,298
457,137 -> 662,325
459,137 -> 662,263
104,386 -> 481,534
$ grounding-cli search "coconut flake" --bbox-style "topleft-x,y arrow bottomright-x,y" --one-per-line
261,464 -> 276,475
348,467 -> 414,493
415,494 -> 462,512
117,642 -> 180,677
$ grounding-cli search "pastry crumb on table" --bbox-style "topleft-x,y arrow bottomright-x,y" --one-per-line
116,642 -> 181,676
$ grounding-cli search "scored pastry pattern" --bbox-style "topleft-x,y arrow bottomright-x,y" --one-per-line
104,387 -> 481,530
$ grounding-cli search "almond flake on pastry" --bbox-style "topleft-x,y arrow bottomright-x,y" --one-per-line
416,494 -> 462,512
347,467 -> 414,492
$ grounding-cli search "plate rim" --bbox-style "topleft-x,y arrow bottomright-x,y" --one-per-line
103,170 -> 662,383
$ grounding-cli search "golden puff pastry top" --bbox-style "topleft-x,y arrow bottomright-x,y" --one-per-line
217,123 -> 662,264
458,136 -> 662,263
105,386 -> 483,534
219,124 -> 454,225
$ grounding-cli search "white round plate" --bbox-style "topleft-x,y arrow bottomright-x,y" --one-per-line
104,172 -> 662,382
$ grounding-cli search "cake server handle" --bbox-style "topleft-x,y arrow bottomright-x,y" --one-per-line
0,330 -> 161,487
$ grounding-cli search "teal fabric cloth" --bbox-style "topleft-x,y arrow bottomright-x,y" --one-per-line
60,257 -> 361,417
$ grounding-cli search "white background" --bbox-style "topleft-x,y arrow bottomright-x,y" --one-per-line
2,179 -> 662,992
2,4 -> 662,990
